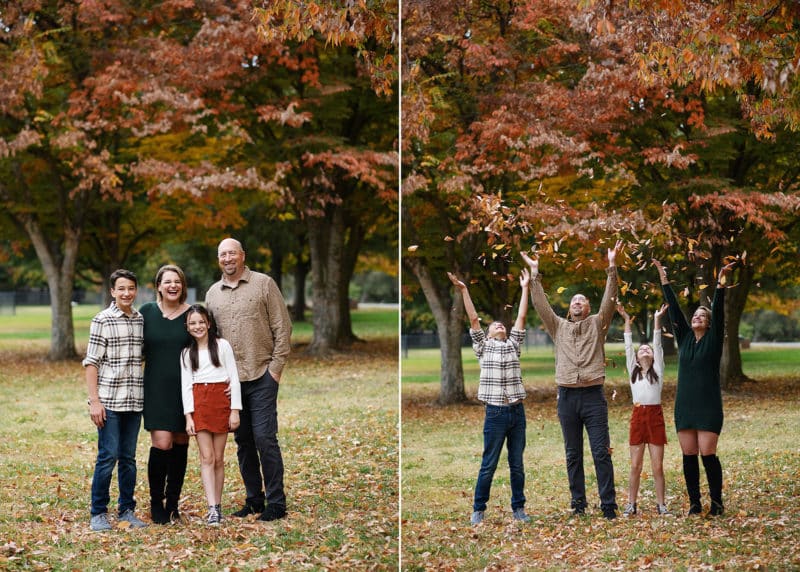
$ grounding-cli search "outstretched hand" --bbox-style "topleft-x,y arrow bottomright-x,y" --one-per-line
652,259 -> 668,284
520,250 -> 538,276
519,268 -> 530,288
608,240 -> 623,267
446,272 -> 467,290
616,304 -> 631,323
720,261 -> 736,276
654,303 -> 668,326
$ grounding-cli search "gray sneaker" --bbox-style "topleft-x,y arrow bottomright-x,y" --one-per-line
119,509 -> 148,528
470,510 -> 485,525
657,503 -> 671,516
512,507 -> 531,523
90,513 -> 112,532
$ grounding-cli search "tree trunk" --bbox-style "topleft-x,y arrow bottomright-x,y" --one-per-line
720,264 -> 754,389
306,207 -> 346,356
23,218 -> 80,360
270,246 -> 284,292
291,254 -> 309,323
335,218 -> 366,345
405,257 -> 468,405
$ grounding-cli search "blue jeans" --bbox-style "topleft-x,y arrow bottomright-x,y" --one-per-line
235,370 -> 286,509
90,409 -> 142,516
473,402 -> 527,512
557,385 -> 616,511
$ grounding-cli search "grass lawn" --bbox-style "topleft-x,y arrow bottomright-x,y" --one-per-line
0,307 -> 399,571
401,344 -> 800,570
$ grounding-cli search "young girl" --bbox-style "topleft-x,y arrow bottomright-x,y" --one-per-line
617,303 -> 670,516
180,305 -> 242,525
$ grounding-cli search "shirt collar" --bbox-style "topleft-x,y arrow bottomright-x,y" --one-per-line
221,266 -> 252,290
109,300 -> 140,318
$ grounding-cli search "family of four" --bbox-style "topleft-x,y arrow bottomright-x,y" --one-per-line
449,242 -> 734,524
83,238 -> 291,531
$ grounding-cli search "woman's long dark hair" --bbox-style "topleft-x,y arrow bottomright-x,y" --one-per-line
182,304 -> 221,372
631,344 -> 659,385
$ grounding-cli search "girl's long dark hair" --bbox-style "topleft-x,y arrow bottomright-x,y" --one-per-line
631,344 -> 659,385
183,304 -> 221,372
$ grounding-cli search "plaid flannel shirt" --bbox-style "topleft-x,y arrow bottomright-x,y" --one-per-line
471,328 -> 527,406
82,302 -> 144,412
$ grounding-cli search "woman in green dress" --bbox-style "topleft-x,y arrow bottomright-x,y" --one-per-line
654,259 -> 735,516
141,265 -> 192,524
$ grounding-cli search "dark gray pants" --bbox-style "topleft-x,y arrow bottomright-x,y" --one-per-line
236,370 -> 286,509
557,385 -> 617,512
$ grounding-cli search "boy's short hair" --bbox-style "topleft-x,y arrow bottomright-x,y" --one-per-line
109,269 -> 138,288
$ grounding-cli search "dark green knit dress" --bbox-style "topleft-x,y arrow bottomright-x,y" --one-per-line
141,302 -> 192,432
662,283 -> 725,434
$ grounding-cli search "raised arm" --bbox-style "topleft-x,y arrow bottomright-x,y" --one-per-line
652,303 -> 667,380
709,262 -> 735,345
597,240 -> 623,327
617,304 -> 632,333
447,272 -> 480,330
617,304 -> 636,375
513,269 -> 530,330
653,259 -> 689,342
520,250 -> 559,336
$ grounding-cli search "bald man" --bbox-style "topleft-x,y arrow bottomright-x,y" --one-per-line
521,241 -> 621,520
205,238 -> 292,521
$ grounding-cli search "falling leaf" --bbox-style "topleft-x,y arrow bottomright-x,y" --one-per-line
443,236 -> 454,242
557,286 -> 567,294
407,245 -> 419,252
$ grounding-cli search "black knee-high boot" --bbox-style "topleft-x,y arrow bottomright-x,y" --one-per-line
148,447 -> 171,524
683,454 -> 702,515
702,454 -> 724,515
165,443 -> 189,521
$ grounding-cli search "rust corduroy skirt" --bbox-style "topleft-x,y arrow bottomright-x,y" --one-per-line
192,383 -> 231,434
629,404 -> 668,446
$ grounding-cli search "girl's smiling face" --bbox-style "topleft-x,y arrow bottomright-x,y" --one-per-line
186,311 -> 209,341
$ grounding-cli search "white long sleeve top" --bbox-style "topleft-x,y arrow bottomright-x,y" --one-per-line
180,338 -> 242,414
624,329 -> 664,405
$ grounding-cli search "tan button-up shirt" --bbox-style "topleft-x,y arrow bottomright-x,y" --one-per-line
530,267 -> 618,387
205,267 -> 292,382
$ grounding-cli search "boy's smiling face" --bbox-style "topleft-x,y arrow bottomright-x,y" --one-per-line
110,277 -> 137,314
487,321 -> 507,340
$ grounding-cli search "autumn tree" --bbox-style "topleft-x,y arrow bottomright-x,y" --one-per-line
403,0 -> 800,403
131,1 -> 399,355
1,1 -> 397,359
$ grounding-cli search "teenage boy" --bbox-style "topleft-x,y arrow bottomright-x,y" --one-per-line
84,269 -> 148,532
447,269 -> 533,526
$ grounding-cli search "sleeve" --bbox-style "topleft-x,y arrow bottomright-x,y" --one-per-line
82,316 -> 108,368
265,278 -> 292,376
529,275 -> 560,338
470,328 -> 486,358
710,285 -> 726,349
596,266 -> 619,330
652,328 -> 664,389
180,349 -> 194,414
510,328 -> 526,358
221,340 -> 242,410
662,282 -> 689,345
623,331 -> 636,379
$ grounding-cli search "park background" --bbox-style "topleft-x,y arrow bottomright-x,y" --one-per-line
401,1 -> 800,570
0,1 -> 399,571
